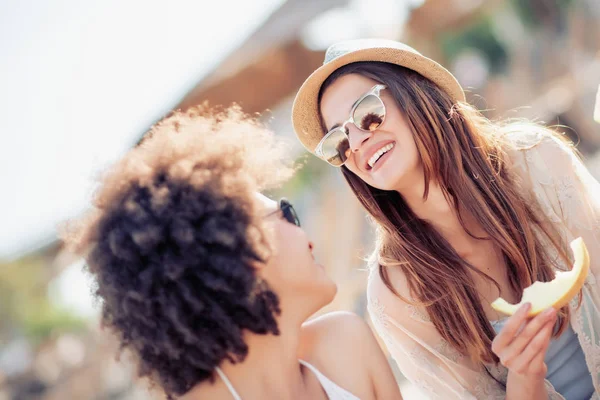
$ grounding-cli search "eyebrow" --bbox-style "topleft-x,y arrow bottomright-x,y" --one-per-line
327,96 -> 363,132
328,122 -> 341,132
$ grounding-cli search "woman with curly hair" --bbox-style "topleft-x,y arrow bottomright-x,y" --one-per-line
63,107 -> 402,400
292,39 -> 600,399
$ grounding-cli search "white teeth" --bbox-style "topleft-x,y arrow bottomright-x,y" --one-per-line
368,143 -> 394,168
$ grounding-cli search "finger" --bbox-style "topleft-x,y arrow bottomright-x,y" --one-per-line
498,308 -> 556,366
508,318 -> 555,375
492,303 -> 531,354
530,348 -> 549,378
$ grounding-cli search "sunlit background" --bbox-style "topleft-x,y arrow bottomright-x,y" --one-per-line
1,0 -> 599,398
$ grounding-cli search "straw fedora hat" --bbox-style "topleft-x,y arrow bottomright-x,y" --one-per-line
292,38 -> 465,153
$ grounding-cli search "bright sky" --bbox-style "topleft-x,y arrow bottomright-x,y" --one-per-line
0,0 -> 285,260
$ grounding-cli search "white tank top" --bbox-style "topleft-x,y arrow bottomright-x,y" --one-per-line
215,359 -> 360,400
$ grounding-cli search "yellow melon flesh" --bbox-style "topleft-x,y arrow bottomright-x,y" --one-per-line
491,238 -> 590,317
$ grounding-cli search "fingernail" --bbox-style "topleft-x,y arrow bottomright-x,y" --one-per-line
521,302 -> 531,312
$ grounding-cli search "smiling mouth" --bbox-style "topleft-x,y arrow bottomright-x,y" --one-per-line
367,143 -> 395,169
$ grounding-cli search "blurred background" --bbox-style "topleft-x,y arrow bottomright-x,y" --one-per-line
1,0 -> 599,398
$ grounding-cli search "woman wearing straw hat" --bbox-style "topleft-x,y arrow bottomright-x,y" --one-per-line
292,39 -> 600,399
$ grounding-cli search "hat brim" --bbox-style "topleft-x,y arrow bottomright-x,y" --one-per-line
292,46 -> 465,153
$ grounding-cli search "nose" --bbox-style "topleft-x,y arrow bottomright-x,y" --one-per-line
346,123 -> 373,153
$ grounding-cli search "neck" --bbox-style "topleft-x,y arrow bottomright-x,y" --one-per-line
402,180 -> 457,229
185,312 -> 309,400
399,180 -> 484,247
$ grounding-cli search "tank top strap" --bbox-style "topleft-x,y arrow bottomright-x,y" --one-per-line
216,361 -> 359,400
298,359 -> 360,400
215,366 -> 242,400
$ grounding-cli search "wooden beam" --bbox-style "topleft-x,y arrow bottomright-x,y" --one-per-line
178,39 -> 324,114
178,0 -> 348,107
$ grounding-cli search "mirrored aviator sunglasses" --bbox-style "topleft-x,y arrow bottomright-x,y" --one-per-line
315,84 -> 387,167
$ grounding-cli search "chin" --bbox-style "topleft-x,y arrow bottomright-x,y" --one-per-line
323,281 -> 338,305
371,180 -> 399,191
371,176 -> 405,191
372,164 -> 417,192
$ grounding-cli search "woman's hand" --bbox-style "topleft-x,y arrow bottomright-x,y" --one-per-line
491,303 -> 557,400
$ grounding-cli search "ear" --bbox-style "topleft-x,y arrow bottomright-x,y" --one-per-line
248,258 -> 267,271
248,241 -> 272,273
250,257 -> 273,286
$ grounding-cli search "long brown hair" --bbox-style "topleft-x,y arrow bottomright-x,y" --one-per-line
320,62 -> 572,364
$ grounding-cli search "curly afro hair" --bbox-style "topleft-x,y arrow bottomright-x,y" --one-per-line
63,106 -> 296,398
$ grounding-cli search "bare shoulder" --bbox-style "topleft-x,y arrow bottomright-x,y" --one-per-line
303,310 -> 368,330
300,311 -> 383,369
300,312 -> 382,399
301,310 -> 403,400
302,311 -> 373,345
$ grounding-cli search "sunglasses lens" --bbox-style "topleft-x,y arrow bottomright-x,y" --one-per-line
321,129 -> 350,167
354,94 -> 385,132
287,207 -> 300,227
280,200 -> 300,227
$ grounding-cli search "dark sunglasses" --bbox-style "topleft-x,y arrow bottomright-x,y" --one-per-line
264,198 -> 300,227
316,84 -> 387,167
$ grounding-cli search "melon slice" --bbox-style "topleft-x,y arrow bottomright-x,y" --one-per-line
491,237 -> 590,317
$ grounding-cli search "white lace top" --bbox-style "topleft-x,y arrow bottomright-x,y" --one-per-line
215,359 -> 360,400
367,130 -> 600,399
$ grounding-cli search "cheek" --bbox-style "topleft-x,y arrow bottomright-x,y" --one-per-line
272,226 -> 307,266
344,156 -> 360,175
388,118 -> 419,161
401,131 -> 421,165
344,156 -> 371,182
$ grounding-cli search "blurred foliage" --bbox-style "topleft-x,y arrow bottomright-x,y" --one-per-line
21,304 -> 85,343
271,152 -> 329,198
440,16 -> 508,75
0,257 -> 85,344
510,0 -> 575,30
